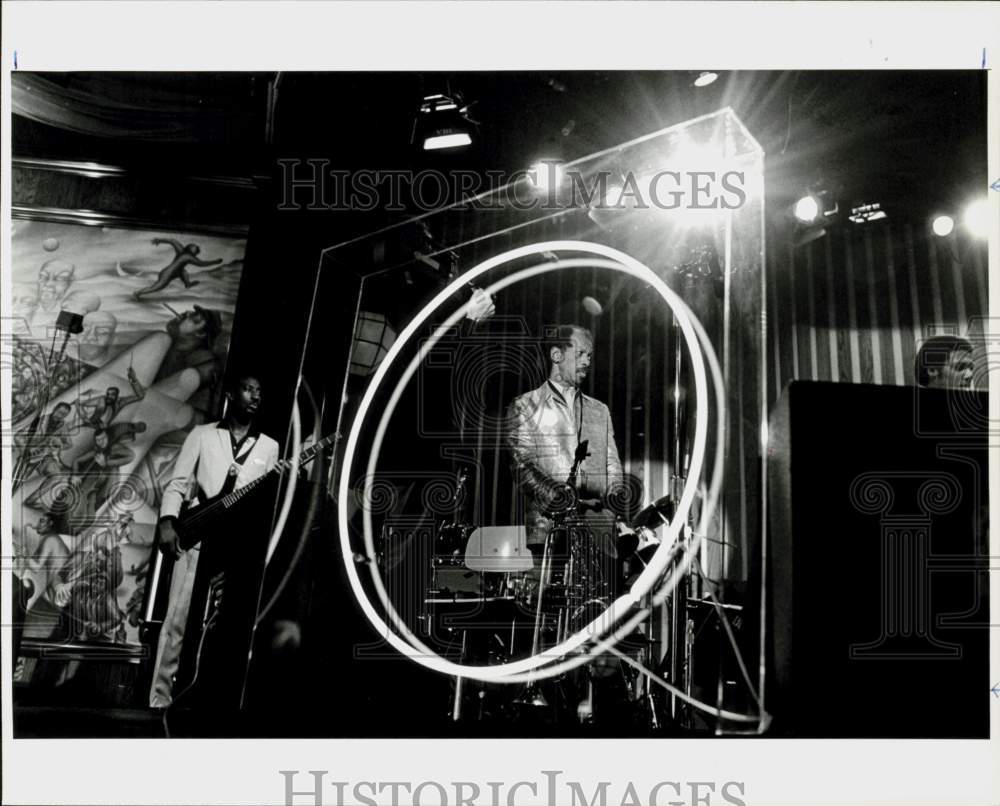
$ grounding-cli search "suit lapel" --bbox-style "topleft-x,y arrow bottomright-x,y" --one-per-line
217,428 -> 233,464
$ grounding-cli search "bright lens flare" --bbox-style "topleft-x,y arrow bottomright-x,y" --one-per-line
963,198 -> 990,239
528,160 -> 564,194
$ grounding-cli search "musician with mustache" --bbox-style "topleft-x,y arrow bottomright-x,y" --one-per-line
506,325 -> 624,565
149,373 -> 279,708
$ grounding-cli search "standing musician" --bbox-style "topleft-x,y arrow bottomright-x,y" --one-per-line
149,374 -> 279,708
506,325 -> 624,569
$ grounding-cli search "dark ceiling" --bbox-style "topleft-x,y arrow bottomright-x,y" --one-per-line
12,70 -> 988,224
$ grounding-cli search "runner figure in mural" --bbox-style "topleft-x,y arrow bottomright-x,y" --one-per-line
133,237 -> 222,299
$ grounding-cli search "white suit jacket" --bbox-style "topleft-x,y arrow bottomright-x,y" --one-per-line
160,422 -> 280,519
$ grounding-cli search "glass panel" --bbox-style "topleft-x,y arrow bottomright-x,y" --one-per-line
320,108 -> 765,707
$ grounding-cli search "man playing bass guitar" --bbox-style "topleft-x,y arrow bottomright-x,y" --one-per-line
149,374 -> 279,708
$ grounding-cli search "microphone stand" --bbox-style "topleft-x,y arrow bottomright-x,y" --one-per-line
521,440 -> 590,711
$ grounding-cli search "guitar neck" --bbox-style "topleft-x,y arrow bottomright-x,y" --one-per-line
218,432 -> 337,510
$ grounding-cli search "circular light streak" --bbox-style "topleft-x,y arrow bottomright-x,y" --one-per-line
359,254 -> 708,680
337,242 -> 713,684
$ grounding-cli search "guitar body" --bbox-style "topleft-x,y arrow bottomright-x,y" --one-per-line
176,491 -> 229,551
175,483 -> 262,552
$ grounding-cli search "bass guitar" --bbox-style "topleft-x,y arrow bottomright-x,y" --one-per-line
138,431 -> 335,655
175,432 -> 337,550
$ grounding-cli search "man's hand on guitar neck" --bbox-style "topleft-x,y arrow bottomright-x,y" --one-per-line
274,456 -> 309,479
157,517 -> 183,560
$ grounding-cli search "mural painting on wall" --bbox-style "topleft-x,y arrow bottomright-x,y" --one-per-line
10,218 -> 246,660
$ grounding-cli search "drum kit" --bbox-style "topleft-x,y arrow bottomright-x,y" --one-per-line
389,492 -> 686,728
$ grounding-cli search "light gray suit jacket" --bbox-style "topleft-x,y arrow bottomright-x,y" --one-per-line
506,381 -> 623,545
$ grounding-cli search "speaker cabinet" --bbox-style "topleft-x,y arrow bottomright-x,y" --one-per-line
767,382 -> 989,737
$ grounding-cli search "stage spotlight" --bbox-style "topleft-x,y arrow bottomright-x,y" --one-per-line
415,93 -> 474,151
963,198 -> 990,239
693,71 -> 719,88
528,159 -> 564,194
932,215 -> 954,237
794,195 -> 820,223
425,132 -> 472,151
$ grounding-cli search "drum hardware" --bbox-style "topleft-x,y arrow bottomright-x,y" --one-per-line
451,629 -> 469,721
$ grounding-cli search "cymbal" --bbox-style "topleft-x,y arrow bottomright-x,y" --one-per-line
630,496 -> 675,529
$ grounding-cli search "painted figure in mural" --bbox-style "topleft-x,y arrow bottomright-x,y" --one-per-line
106,419 -> 148,451
36,259 -> 76,313
67,427 -> 137,530
10,337 -> 82,426
16,401 -> 74,483
79,310 -> 119,367
12,281 -> 39,334
915,335 -> 975,390
76,367 -> 146,429
133,237 -> 222,299
60,290 -> 101,317
55,513 -> 133,641
18,512 -> 72,611
12,350 -> 52,422
24,442 -> 75,514
158,305 -> 223,389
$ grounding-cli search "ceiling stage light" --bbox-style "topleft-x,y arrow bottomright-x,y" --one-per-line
794,195 -> 820,223
848,202 -> 887,224
693,72 -> 719,88
416,93 -> 474,151
963,198 -> 990,239
424,132 -> 472,151
932,215 -> 954,237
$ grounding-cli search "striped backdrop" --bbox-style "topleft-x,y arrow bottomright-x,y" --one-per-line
767,221 -> 990,405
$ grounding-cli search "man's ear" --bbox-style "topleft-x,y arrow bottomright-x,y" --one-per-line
550,346 -> 563,364
927,367 -> 940,382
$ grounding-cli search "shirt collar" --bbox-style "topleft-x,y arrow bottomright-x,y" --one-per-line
547,378 -> 578,406
217,418 -> 261,441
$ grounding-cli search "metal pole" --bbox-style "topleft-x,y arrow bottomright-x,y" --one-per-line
452,629 -> 468,722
